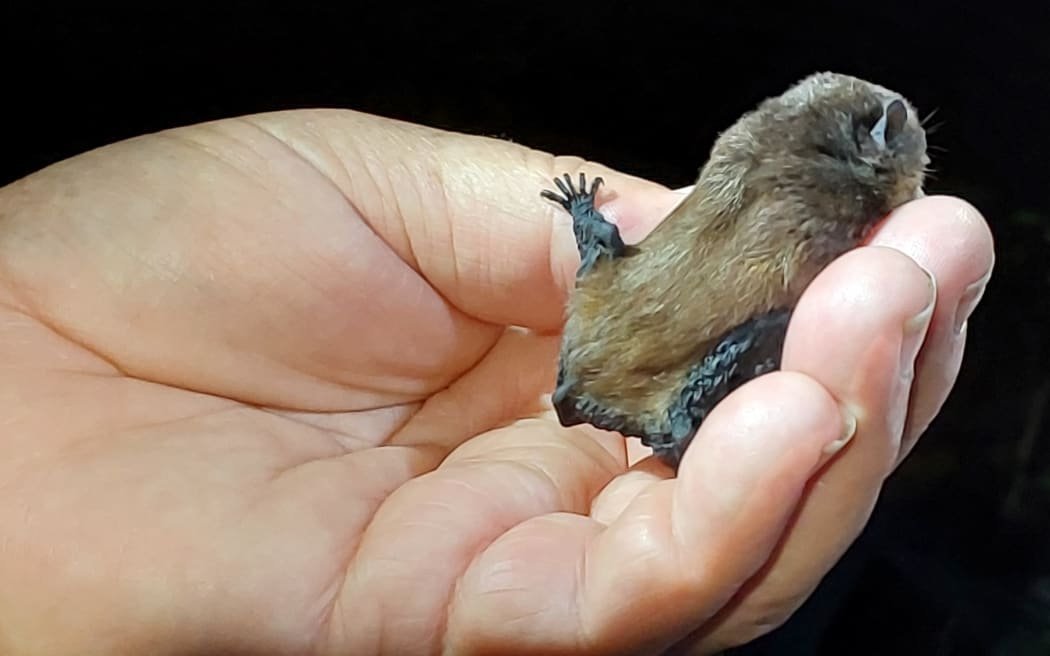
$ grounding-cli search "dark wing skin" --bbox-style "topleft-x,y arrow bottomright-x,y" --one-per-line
649,308 -> 791,467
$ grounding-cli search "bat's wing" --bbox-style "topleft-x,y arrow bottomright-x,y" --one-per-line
646,308 -> 793,468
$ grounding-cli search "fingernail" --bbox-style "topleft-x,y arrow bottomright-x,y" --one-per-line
954,271 -> 991,335
818,405 -> 859,467
901,271 -> 937,372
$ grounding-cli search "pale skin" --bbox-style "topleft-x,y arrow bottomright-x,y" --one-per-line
0,109 -> 993,655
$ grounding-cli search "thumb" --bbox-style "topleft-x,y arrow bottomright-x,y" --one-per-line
254,108 -> 685,331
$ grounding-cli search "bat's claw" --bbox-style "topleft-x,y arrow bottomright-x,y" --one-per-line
541,172 -> 604,211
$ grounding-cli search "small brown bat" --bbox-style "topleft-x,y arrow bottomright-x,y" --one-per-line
542,71 -> 930,470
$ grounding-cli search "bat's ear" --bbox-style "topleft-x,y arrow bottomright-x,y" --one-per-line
870,98 -> 908,149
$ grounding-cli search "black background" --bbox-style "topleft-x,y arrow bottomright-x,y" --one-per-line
3,2 -> 1049,654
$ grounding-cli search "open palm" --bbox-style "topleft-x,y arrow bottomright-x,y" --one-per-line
0,109 -> 993,655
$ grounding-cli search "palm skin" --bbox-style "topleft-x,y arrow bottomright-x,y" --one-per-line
0,109 -> 993,655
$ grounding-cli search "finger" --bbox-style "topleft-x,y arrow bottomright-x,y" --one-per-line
388,327 -> 568,455
867,195 -> 995,461
338,416 -> 624,653
686,246 -> 936,652
447,372 -> 846,654
589,459 -> 667,526
248,110 -> 686,331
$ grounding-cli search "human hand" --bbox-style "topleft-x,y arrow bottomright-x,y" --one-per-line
0,109 -> 993,654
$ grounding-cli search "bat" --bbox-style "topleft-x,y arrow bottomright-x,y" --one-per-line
542,71 -> 931,470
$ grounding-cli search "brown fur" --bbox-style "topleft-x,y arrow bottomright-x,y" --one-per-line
559,72 -> 930,433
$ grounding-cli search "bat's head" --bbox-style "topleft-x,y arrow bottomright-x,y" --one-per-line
784,71 -> 929,206
707,71 -> 930,244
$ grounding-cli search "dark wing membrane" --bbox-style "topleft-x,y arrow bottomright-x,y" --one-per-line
647,308 -> 792,469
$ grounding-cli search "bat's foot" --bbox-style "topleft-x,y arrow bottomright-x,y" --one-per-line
654,309 -> 793,469
552,375 -> 586,427
541,172 -> 626,274
553,389 -> 634,435
553,369 -> 634,435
